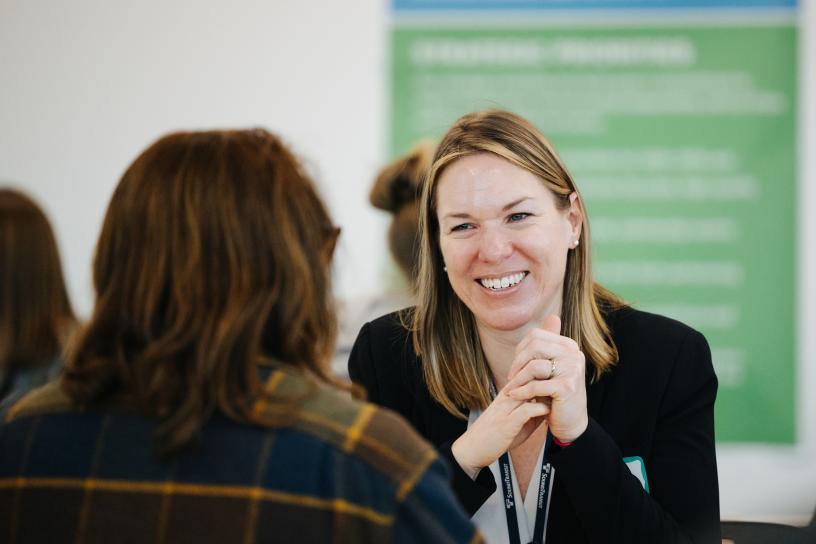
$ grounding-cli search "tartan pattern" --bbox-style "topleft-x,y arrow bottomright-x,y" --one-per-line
0,366 -> 480,543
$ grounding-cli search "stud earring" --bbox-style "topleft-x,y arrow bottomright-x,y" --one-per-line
572,240 -> 580,248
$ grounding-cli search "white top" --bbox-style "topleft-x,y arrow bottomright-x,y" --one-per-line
468,409 -> 554,544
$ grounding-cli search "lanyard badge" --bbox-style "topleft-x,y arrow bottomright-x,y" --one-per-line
498,431 -> 554,544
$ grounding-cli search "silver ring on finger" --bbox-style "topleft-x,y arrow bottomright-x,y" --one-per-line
549,359 -> 557,379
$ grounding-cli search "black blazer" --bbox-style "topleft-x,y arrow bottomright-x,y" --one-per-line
349,306 -> 720,543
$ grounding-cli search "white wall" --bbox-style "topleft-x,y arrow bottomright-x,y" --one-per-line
1,0 -> 813,525
0,0 -> 390,315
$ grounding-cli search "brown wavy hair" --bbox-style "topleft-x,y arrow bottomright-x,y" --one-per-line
412,110 -> 625,417
0,188 -> 76,396
62,129 -> 342,455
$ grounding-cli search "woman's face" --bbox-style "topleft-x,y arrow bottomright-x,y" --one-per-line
436,153 -> 582,333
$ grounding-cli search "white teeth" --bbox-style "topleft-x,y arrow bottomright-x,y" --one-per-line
479,272 -> 526,291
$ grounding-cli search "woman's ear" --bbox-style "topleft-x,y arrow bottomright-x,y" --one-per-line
567,192 -> 583,244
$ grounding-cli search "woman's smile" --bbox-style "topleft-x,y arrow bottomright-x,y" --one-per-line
476,271 -> 528,292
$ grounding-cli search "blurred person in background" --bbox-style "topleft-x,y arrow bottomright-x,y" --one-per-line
0,129 -> 479,544
369,138 -> 436,288
350,110 -> 720,543
332,140 -> 435,375
0,188 -> 77,413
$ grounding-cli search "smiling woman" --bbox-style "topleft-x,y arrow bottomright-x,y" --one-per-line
436,153 -> 581,336
349,109 -> 721,543
415,112 -> 622,416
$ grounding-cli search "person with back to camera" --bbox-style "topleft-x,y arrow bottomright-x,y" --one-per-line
0,129 -> 481,543
349,110 -> 720,543
0,188 -> 77,414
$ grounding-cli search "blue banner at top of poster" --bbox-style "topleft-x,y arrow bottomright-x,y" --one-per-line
393,0 -> 796,11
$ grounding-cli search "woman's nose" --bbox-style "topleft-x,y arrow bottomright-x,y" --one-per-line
477,226 -> 513,263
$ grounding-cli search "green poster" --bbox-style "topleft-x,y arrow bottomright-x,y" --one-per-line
391,24 -> 796,443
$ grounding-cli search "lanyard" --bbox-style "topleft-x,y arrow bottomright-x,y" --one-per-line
498,431 -> 554,544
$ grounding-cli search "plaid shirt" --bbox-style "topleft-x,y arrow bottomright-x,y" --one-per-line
0,365 -> 480,544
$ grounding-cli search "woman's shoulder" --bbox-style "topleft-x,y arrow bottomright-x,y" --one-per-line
348,308 -> 422,390
603,305 -> 712,378
365,307 -> 414,331
357,307 -> 417,357
597,306 -> 716,422
605,305 -> 705,347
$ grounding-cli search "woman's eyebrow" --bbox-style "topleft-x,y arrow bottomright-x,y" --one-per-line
502,197 -> 531,211
441,197 -> 532,221
441,211 -> 473,220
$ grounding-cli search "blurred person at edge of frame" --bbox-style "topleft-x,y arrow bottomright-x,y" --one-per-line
0,129 -> 481,544
332,140 -> 435,376
349,110 -> 720,543
0,188 -> 77,414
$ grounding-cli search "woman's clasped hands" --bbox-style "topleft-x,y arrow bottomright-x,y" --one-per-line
451,315 -> 589,478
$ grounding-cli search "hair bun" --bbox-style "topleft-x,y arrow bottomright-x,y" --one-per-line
369,140 -> 435,213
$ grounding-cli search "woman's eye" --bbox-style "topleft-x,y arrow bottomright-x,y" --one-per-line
508,212 -> 531,222
451,223 -> 473,232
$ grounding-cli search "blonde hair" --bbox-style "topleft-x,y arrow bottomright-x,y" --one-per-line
412,110 -> 624,418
